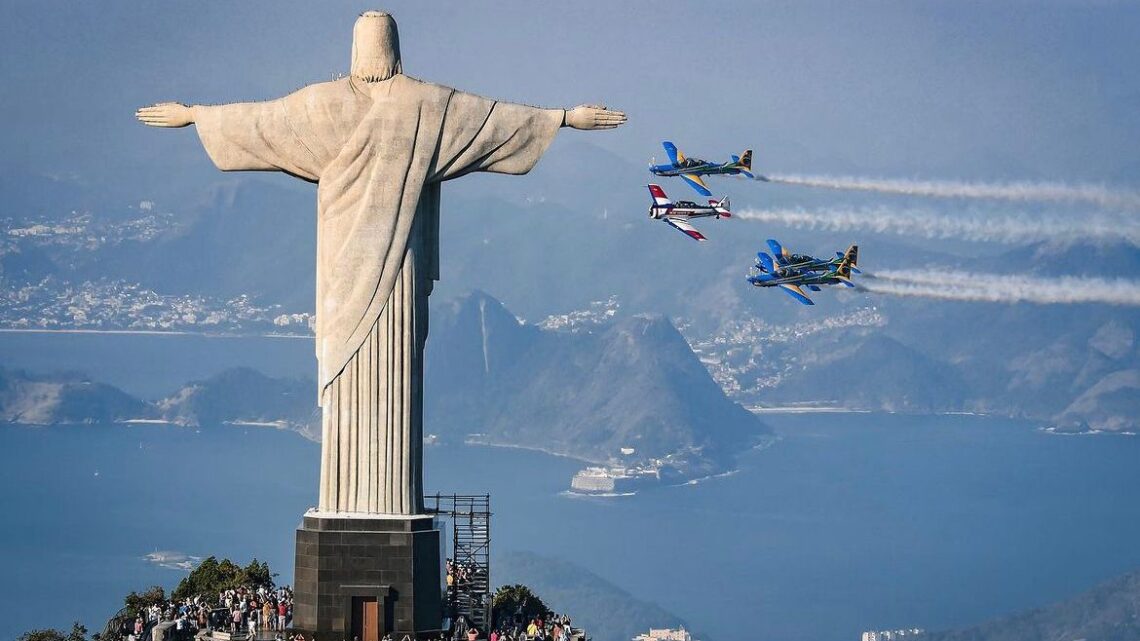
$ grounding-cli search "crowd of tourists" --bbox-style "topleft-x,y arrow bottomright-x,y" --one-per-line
115,581 -> 576,641
483,614 -> 575,641
121,585 -> 294,641
445,560 -> 485,589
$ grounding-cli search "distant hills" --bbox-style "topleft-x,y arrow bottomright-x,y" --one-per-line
852,243 -> 1140,432
0,366 -> 313,433
4,143 -> 1140,435
0,291 -> 769,476
426,291 -> 769,475
0,368 -> 149,425
1055,368 -> 1140,432
93,180 -> 317,311
156,366 -> 316,435
921,567 -> 1140,641
495,550 -> 690,641
760,334 -> 970,413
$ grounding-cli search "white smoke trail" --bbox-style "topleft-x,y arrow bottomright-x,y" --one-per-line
765,174 -> 1140,211
735,206 -> 1140,245
860,269 -> 1140,306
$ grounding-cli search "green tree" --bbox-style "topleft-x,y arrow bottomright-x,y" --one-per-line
124,586 -> 166,617
17,622 -> 89,641
171,556 -> 275,602
491,585 -> 552,627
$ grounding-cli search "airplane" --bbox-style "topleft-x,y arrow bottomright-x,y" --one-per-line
649,141 -> 759,197
647,184 -> 730,242
747,241 -> 859,305
765,238 -> 862,276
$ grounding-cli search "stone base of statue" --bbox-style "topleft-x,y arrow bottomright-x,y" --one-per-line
293,511 -> 443,641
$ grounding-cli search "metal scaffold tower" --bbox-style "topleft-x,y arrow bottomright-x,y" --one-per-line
426,493 -> 492,634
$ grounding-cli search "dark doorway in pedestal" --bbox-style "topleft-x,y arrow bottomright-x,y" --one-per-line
351,597 -> 380,641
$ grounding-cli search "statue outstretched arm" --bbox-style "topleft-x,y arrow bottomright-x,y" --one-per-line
137,95 -> 324,180
563,104 -> 627,130
136,103 -> 198,128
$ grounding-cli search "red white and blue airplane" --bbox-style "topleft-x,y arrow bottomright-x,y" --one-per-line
647,184 -> 730,242
748,239 -> 859,305
649,141 -> 762,197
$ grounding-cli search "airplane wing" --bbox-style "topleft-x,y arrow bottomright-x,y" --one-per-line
662,141 -> 681,165
680,174 -> 713,197
777,284 -> 815,305
663,216 -> 707,242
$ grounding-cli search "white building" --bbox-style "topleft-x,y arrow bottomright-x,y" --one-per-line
862,629 -> 924,641
633,627 -> 695,641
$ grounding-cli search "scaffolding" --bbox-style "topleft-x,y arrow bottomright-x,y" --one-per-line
426,493 -> 492,634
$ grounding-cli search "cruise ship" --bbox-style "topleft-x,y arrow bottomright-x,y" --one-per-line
570,464 -> 662,495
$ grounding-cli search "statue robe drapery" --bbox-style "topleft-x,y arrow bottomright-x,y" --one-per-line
194,74 -> 563,514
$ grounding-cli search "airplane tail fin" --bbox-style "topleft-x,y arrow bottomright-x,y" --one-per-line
738,149 -> 752,170
755,251 -> 776,273
710,196 -> 731,217
648,184 -> 673,207
836,244 -> 858,278
767,238 -> 791,263
734,149 -> 756,179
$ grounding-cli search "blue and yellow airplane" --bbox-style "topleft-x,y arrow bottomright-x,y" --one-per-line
747,240 -> 859,305
649,141 -> 761,197
764,238 -> 862,277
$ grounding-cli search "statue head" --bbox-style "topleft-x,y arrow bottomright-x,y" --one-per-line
351,11 -> 402,82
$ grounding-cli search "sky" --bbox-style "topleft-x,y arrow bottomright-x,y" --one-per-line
2,0 -> 1140,204
2,9 -> 1140,634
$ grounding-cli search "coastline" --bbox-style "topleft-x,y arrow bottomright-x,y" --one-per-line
0,327 -> 311,339
462,436 -> 607,465
1039,426 -> 1137,437
746,405 -> 873,414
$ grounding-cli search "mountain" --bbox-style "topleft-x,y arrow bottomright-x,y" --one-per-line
761,334 -> 969,412
5,142 -> 1140,437
983,239 -> 1140,279
0,368 -> 150,425
0,366 -> 315,434
92,179 -> 317,311
866,253 -> 1140,429
495,550 -> 691,641
1054,368 -> 1140,432
688,240 -> 1140,428
425,291 -> 769,475
157,367 -> 315,434
921,567 -> 1140,641
1,289 -> 767,475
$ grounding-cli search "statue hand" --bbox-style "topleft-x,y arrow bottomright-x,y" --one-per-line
564,104 -> 626,130
136,102 -> 195,128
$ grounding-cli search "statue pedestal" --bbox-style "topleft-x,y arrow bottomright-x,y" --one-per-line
294,511 -> 443,641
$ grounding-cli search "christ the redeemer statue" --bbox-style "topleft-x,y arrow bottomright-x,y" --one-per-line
138,11 -> 625,515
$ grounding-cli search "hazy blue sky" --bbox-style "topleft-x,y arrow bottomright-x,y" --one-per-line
2,1 -> 1139,197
